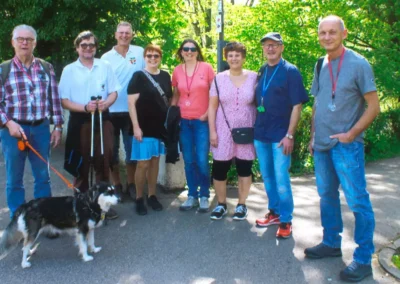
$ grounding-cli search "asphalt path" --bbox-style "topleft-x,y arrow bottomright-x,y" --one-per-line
0,145 -> 399,284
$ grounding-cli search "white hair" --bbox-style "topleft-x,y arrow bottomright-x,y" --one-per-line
12,25 -> 37,41
116,21 -> 132,32
319,15 -> 346,31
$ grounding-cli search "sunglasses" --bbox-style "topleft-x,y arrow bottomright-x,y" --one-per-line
146,54 -> 160,59
80,43 -> 96,49
182,47 -> 197,52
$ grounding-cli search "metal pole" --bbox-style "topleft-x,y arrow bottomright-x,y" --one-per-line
217,0 -> 224,73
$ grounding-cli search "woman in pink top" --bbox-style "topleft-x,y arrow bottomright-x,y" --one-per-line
171,39 -> 215,212
208,42 -> 257,221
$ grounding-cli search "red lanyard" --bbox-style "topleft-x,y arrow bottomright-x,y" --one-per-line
184,62 -> 199,96
328,48 -> 345,100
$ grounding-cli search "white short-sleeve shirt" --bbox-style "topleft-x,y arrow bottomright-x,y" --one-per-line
101,45 -> 145,112
59,58 -> 120,105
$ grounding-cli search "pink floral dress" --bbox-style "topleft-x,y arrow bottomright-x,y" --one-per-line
210,70 -> 257,161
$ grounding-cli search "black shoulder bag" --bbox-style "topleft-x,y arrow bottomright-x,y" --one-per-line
214,77 -> 254,145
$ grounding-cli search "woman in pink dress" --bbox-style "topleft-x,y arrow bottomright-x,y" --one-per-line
208,42 -> 257,221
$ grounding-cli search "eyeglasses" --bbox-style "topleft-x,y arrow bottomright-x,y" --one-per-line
80,43 -> 96,49
146,54 -> 160,59
15,37 -> 35,43
183,47 -> 197,52
262,43 -> 282,49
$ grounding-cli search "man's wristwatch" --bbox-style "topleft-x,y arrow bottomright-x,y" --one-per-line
285,133 -> 293,140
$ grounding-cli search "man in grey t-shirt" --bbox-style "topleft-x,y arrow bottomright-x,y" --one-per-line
304,15 -> 380,283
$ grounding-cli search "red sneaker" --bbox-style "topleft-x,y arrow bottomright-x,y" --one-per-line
256,211 -> 280,227
276,222 -> 292,238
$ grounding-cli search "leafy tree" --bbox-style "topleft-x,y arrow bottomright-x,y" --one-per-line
0,0 -> 184,75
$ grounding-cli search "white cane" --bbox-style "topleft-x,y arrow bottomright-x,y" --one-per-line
89,96 -> 97,187
97,96 -> 104,155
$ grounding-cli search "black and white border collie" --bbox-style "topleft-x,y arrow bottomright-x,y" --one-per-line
0,182 -> 120,268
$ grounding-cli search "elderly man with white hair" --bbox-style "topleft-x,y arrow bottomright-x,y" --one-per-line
0,24 -> 64,219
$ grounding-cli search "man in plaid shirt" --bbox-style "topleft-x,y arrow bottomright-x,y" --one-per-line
0,25 -> 64,218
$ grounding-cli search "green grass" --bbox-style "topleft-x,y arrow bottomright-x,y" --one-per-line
392,254 -> 400,270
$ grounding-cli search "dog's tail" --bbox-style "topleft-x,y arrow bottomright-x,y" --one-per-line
0,211 -> 24,260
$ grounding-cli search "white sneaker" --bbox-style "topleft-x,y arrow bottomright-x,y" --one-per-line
198,196 -> 209,213
179,196 -> 199,211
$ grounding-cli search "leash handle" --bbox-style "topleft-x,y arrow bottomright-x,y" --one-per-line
18,130 -> 78,192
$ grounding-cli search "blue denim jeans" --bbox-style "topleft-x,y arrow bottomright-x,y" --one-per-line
180,119 -> 210,198
254,140 -> 293,223
314,142 -> 375,265
0,120 -> 52,218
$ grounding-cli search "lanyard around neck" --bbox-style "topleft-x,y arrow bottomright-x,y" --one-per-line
262,59 -> 282,98
184,61 -> 199,96
328,48 -> 346,100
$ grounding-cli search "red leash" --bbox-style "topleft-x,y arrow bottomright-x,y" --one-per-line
18,131 -> 79,193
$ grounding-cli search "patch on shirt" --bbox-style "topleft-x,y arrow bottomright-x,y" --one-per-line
129,57 -> 136,64
101,84 -> 105,91
38,72 -> 47,81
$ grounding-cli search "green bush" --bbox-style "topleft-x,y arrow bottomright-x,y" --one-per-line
365,108 -> 400,161
392,254 -> 400,270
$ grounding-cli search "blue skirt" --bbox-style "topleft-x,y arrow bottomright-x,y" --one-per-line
131,137 -> 166,161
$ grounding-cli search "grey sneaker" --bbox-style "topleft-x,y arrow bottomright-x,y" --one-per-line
179,196 -> 199,211
198,196 -> 209,213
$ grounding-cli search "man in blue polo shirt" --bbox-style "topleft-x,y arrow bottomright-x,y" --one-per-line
254,32 -> 308,239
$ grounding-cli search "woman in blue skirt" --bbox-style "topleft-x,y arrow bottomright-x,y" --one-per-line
127,44 -> 172,215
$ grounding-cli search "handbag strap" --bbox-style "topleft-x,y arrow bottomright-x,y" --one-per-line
142,70 -> 168,106
214,77 -> 231,131
142,70 -> 165,97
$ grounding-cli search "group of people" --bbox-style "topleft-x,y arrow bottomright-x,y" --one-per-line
0,15 -> 380,282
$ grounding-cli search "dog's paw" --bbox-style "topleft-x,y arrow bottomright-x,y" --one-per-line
82,255 -> 94,262
21,261 -> 31,268
91,246 -> 102,253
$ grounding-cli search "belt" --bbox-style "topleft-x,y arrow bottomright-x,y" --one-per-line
15,118 -> 45,126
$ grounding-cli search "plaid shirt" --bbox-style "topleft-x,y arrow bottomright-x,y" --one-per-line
0,56 -> 63,126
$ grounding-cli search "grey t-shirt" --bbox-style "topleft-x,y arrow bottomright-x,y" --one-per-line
310,48 -> 377,151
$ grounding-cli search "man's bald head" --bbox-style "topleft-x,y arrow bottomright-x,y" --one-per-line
319,15 -> 345,32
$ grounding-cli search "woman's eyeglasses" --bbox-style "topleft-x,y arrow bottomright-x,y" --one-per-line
80,43 -> 96,50
182,47 -> 197,52
146,54 -> 160,59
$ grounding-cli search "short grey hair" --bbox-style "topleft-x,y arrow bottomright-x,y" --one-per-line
12,25 -> 37,41
116,21 -> 133,32
319,15 -> 346,31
